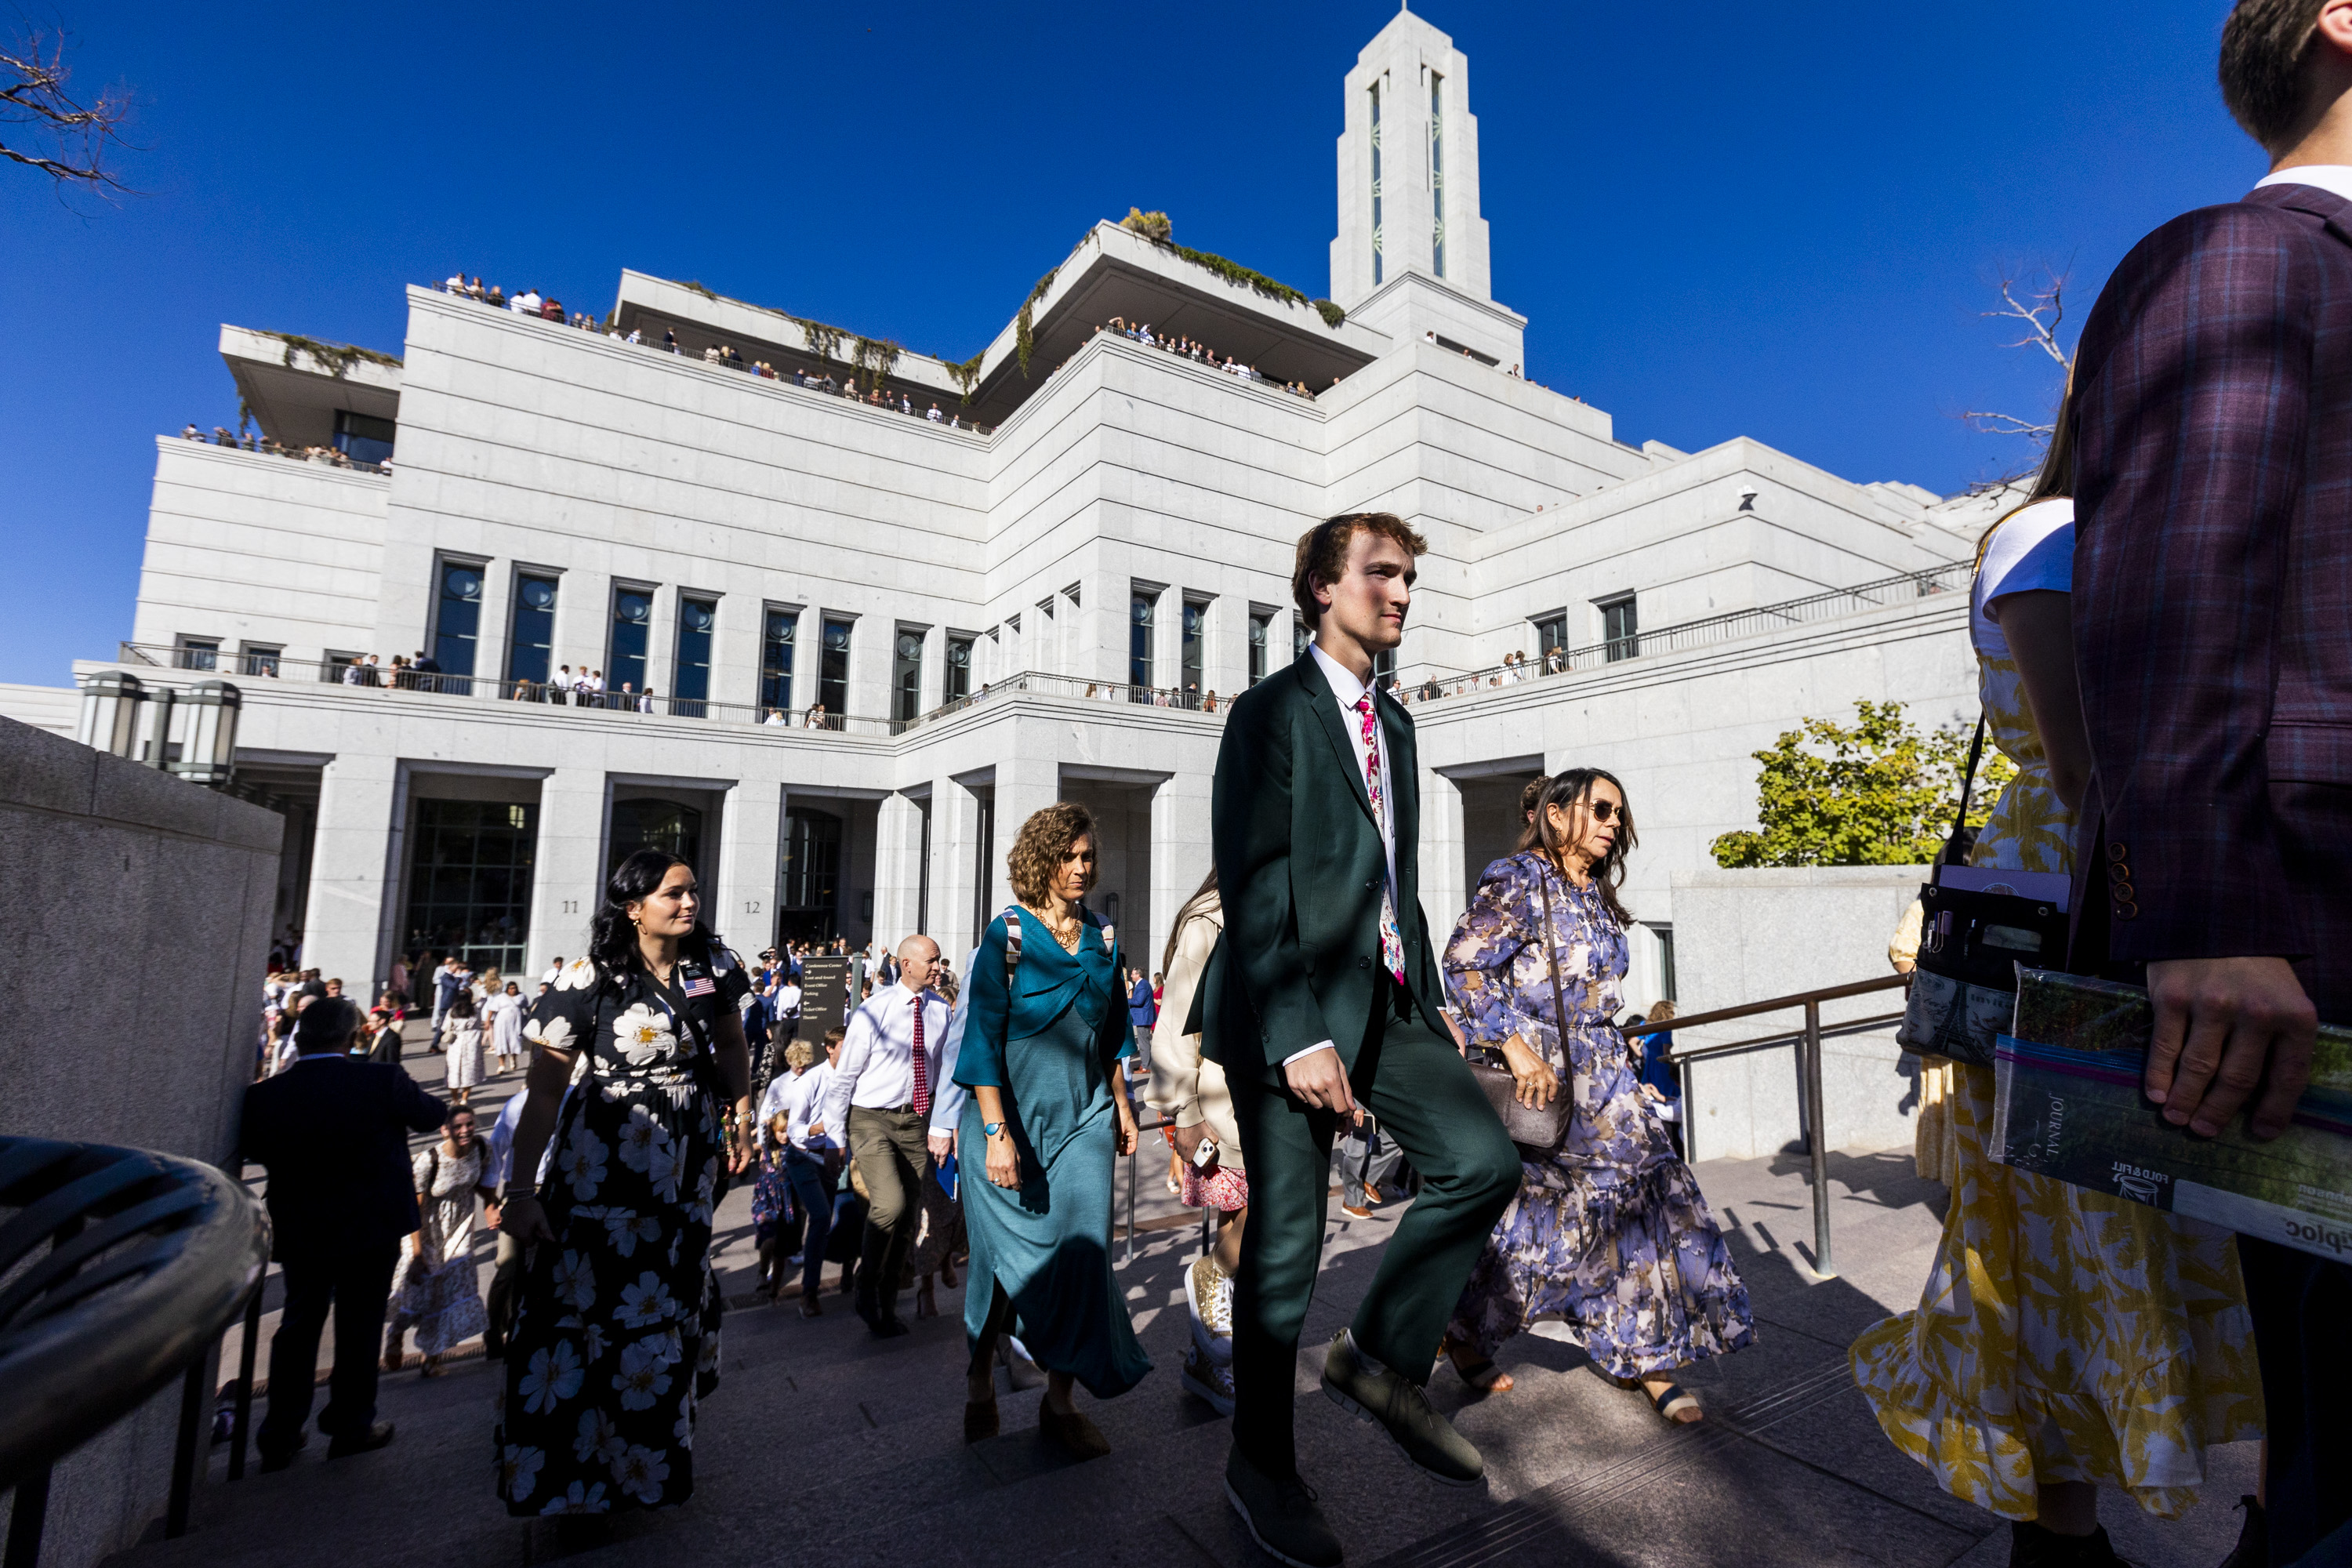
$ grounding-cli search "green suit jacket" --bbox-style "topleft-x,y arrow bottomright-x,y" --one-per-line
1201,651 -> 1448,1087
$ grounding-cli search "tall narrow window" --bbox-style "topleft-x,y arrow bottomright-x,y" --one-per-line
1369,82 -> 1384,286
434,559 -> 483,685
673,597 -> 715,717
1247,611 -> 1271,686
175,637 -> 220,672
1294,619 -> 1310,660
819,616 -> 851,720
946,634 -> 974,700
333,409 -> 397,466
1429,73 -> 1446,279
609,586 -> 653,701
1130,591 -> 1157,691
1181,599 -> 1207,704
1374,648 -> 1397,691
1600,593 -> 1639,662
915,798 -> 932,935
760,607 -> 796,714
969,791 -> 996,938
508,575 -> 557,686
1534,611 -> 1568,670
892,627 -> 924,724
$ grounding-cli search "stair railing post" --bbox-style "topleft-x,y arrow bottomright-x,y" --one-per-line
5,1468 -> 52,1568
1802,999 -> 1836,1279
227,1288 -> 263,1482
165,1357 -> 205,1537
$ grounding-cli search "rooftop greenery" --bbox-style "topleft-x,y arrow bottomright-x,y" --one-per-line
266,331 -> 403,377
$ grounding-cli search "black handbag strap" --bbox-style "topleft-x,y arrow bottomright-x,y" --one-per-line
1534,858 -> 1574,1064
1944,716 -> 1988,866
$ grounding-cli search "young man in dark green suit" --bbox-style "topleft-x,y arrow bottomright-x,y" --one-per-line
1203,513 -> 1520,1567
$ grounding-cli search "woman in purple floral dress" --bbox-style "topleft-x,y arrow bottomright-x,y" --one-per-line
1442,769 -> 1754,1423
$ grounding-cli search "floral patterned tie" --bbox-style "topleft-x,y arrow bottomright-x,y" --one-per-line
1354,695 -> 1408,983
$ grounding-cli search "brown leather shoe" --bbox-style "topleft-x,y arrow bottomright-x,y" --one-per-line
799,1294 -> 823,1319
964,1396 -> 999,1443
1038,1395 -> 1110,1460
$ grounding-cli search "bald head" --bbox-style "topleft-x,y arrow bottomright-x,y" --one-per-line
895,935 -> 940,991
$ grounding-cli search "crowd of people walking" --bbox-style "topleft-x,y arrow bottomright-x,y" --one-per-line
239,24 -> 2352,1556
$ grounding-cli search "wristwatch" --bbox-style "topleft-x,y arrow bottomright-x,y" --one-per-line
983,1120 -> 1007,1137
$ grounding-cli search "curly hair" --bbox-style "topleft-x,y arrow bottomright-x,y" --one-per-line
1006,801 -> 1098,907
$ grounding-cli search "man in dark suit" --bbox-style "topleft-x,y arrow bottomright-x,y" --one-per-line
1203,513 -> 1519,1567
241,996 -> 448,1469
2072,5 -> 2352,1561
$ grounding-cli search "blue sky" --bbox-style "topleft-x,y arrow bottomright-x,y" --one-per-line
1,1 -> 2267,688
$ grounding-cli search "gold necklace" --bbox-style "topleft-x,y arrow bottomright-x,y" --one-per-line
1024,903 -> 1083,953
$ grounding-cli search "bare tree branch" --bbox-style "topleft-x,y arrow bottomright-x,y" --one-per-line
1959,263 -> 2071,447
1,23 -> 137,198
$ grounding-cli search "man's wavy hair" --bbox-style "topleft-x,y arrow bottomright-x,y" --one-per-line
1291,512 -> 1430,627
1007,801 -> 1099,909
2222,0 -> 2330,150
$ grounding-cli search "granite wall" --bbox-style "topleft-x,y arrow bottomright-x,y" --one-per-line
0,713 -> 282,1568
1668,864 -> 1926,1161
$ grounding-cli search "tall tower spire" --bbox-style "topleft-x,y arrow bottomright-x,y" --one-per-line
1329,9 -> 1493,312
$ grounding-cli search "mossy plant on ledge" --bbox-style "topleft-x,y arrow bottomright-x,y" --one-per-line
1109,209 -> 1319,314
679,279 -> 719,299
1015,267 -> 1057,378
1312,299 -> 1346,328
945,352 -> 985,404
853,336 -> 902,394
267,332 -> 403,378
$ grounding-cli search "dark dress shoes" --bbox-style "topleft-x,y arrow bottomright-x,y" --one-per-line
1224,1446 -> 1343,1568
256,1431 -> 307,1472
326,1421 -> 396,1459
1321,1328 -> 1483,1486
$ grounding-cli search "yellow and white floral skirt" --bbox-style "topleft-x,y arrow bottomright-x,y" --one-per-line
1850,1062 -> 2263,1520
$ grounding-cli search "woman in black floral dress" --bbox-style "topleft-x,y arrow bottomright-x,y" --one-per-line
494,850 -> 755,1516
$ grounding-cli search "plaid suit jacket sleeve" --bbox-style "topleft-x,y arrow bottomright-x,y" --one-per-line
2071,198 -> 2318,961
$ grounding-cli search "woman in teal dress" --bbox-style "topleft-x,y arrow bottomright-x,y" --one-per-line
956,801 -> 1151,1457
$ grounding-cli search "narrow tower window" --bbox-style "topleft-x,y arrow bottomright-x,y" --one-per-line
1429,73 -> 1446,279
1369,81 -> 1384,286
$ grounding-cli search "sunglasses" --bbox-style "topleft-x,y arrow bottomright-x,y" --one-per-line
1549,794 -> 1623,823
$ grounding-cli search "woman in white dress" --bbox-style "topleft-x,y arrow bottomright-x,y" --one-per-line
441,989 -> 485,1104
386,1107 -> 495,1375
484,980 -> 525,1073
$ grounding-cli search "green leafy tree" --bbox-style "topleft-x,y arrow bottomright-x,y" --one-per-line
1710,699 -> 2013,868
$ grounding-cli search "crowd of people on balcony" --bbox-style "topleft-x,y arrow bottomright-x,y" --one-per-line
436,274 -> 987,432
1396,647 -> 1564,707
1098,318 -> 1323,400
178,423 -> 389,473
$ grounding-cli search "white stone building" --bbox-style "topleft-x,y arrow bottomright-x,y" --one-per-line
16,9 -> 1993,1024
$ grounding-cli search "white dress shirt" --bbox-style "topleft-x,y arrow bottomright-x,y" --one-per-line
2256,165 -> 2352,205
823,982 -> 957,1137
1294,641 -> 1404,1067
762,1062 -> 837,1152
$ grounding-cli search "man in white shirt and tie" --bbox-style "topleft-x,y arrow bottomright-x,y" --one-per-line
823,935 -> 956,1336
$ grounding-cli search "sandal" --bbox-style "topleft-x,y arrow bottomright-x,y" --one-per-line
1444,1338 -> 1513,1392
1642,1380 -> 1701,1425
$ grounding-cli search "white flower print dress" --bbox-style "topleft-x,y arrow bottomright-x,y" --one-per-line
495,948 -> 747,1515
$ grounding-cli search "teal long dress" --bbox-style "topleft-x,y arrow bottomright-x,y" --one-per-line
956,906 -> 1153,1399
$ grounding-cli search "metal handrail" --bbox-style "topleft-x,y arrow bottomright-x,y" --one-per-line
1391,561 -> 1971,702
0,1138 -> 269,1565
1620,973 -> 1909,1279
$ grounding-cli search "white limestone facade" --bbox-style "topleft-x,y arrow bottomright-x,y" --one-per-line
22,9 -> 1994,1019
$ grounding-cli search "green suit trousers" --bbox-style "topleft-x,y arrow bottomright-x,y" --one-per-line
1228,985 -> 1519,1477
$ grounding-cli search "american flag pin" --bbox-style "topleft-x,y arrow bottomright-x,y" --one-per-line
684,976 -> 715,997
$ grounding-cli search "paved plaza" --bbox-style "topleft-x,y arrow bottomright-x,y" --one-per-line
127,1042 -> 2257,1568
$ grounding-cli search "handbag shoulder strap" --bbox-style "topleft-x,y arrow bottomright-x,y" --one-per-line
1944,715 -> 1988,866
1534,858 -> 1576,1055
1001,905 -> 1024,989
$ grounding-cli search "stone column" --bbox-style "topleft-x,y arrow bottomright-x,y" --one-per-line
989,742 -> 1059,916
719,779 -> 782,960
871,791 -> 924,949
1149,769 -> 1213,975
1418,765 -> 1467,945
526,767 -> 607,975
306,751 -> 397,991
931,777 -> 979,967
